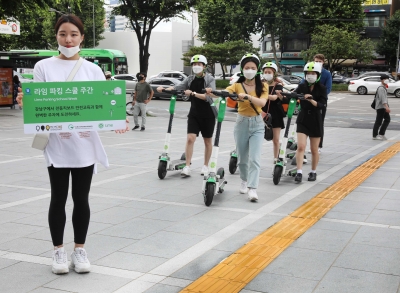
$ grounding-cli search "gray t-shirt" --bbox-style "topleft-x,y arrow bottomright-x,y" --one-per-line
135,82 -> 152,103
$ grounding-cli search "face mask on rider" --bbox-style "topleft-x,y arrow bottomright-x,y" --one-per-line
306,74 -> 317,84
243,69 -> 257,80
58,43 -> 81,58
192,66 -> 204,74
383,79 -> 389,85
263,73 -> 274,81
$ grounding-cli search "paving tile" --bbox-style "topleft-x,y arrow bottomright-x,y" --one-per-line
264,247 -> 338,281
29,288 -> 71,293
246,272 -> 318,293
324,210 -> 369,222
366,209 -> 400,226
0,258 -> 19,270
334,243 -> 400,276
171,249 -> 230,281
143,283 -> 182,293
0,222 -> 47,244
351,226 -> 400,249
213,229 -> 261,253
94,251 -> 167,272
313,267 -> 400,293
140,205 -> 205,222
375,198 -> 400,212
344,190 -> 385,203
332,199 -> 377,215
90,206 -> 151,225
313,220 -> 360,233
0,210 -> 31,224
44,271 -> 131,293
119,200 -> 166,211
292,228 -> 354,253
121,230 -> 205,258
0,237 -> 52,255
0,262 -> 59,293
164,216 -> 235,236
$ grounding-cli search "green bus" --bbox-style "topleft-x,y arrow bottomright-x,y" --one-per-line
9,48 -> 128,79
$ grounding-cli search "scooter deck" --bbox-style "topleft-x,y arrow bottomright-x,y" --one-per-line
169,159 -> 186,171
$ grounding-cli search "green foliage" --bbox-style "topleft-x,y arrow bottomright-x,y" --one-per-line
216,79 -> 230,89
331,84 -> 349,91
302,0 -> 364,33
115,0 -> 197,73
182,40 -> 259,76
195,0 -> 258,43
301,24 -> 375,73
377,10 -> 400,68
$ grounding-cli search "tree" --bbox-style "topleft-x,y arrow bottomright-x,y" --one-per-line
255,0 -> 307,68
195,0 -> 258,43
301,24 -> 375,74
302,0 -> 365,34
182,40 -> 259,77
0,0 -> 51,19
114,0 -> 196,74
377,10 -> 400,69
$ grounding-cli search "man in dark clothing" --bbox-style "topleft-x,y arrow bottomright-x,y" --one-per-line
156,55 -> 215,177
132,72 -> 153,131
373,74 -> 391,140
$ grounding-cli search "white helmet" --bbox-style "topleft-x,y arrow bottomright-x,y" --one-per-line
239,53 -> 261,71
262,62 -> 278,72
190,55 -> 207,65
303,62 -> 322,74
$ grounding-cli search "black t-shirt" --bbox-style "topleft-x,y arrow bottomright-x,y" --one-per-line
188,76 -> 214,118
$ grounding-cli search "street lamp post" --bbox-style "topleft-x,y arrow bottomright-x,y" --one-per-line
396,30 -> 400,81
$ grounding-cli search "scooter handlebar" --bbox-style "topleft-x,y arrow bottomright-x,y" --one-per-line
161,89 -> 184,95
280,92 -> 305,100
200,89 -> 238,99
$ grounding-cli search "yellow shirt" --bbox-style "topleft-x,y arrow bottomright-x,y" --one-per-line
226,83 -> 269,116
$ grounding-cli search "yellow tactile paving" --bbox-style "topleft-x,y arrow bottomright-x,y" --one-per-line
180,142 -> 400,293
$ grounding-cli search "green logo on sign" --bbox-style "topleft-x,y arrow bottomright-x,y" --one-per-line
98,123 -> 104,129
68,124 -> 74,130
210,162 -> 216,168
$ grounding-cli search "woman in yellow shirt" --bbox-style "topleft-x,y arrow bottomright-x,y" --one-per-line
226,54 -> 268,202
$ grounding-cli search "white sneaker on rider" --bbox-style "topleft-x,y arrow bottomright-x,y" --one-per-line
318,148 -> 322,154
70,247 -> 91,273
181,166 -> 191,177
248,188 -> 258,202
201,165 -> 209,175
52,247 -> 69,275
239,180 -> 248,194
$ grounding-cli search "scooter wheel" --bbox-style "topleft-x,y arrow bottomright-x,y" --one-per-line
180,152 -> 186,161
158,161 -> 167,179
204,183 -> 215,206
229,157 -> 237,174
291,156 -> 297,165
273,165 -> 283,185
217,167 -> 225,179
290,143 -> 297,151
287,141 -> 293,149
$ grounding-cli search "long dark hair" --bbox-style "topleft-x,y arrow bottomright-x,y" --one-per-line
236,57 -> 264,97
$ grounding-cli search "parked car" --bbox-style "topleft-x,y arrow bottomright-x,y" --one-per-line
14,71 -> 33,84
215,73 -> 233,80
229,72 -> 241,85
279,75 -> 302,84
149,70 -> 188,82
148,77 -> 189,101
332,75 -> 350,84
111,74 -> 137,93
349,71 -> 394,81
348,76 -> 400,95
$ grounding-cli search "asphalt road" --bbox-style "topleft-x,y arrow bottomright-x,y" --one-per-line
130,92 -> 400,131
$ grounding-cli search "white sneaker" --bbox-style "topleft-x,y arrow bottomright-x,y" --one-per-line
201,165 -> 209,175
181,166 -> 191,177
318,148 -> 322,154
307,149 -> 311,154
273,158 -> 278,164
373,135 -> 383,140
380,135 -> 387,140
248,189 -> 258,202
70,247 -> 91,273
52,247 -> 69,274
239,180 -> 248,194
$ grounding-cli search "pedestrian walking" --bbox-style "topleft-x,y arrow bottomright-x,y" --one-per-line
260,62 -> 287,162
225,53 -> 268,202
157,54 -> 215,177
17,14 -> 128,275
12,75 -> 21,109
132,72 -> 153,131
294,62 -> 327,183
373,74 -> 391,140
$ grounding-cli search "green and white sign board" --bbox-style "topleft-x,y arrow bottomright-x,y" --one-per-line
22,80 -> 126,134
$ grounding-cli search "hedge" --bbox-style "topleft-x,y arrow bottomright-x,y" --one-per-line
216,79 -> 230,89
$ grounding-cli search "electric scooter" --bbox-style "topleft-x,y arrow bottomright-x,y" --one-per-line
157,89 -> 187,179
272,92 -> 306,185
201,90 -> 237,206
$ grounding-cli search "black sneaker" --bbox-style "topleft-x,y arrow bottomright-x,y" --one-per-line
132,125 -> 140,130
140,127 -> 145,131
294,173 -> 302,183
308,172 -> 317,181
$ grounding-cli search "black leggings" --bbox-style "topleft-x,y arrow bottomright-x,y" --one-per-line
48,165 -> 94,246
373,108 -> 390,137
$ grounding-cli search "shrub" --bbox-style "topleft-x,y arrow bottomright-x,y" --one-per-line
216,79 -> 230,89
331,84 -> 349,91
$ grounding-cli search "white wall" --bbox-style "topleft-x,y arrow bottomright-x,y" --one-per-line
171,22 -> 192,72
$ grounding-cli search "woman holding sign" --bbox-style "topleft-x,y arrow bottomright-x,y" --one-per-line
17,14 -> 128,275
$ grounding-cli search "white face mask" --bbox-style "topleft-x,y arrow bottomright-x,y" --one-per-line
58,44 -> 81,58
263,73 -> 274,81
306,74 -> 317,84
192,65 -> 203,74
243,69 -> 257,80
383,79 -> 389,84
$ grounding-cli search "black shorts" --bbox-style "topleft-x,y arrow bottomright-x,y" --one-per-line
296,123 -> 321,138
187,116 -> 216,138
271,116 -> 285,129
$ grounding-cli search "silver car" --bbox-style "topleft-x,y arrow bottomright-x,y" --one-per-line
111,74 -> 137,93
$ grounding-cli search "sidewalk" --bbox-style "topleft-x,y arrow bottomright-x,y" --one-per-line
0,109 -> 400,293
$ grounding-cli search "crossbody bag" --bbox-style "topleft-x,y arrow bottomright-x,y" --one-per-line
31,57 -> 84,150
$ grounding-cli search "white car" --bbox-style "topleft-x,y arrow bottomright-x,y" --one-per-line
229,72 -> 298,91
111,74 -> 137,93
348,76 -> 400,97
